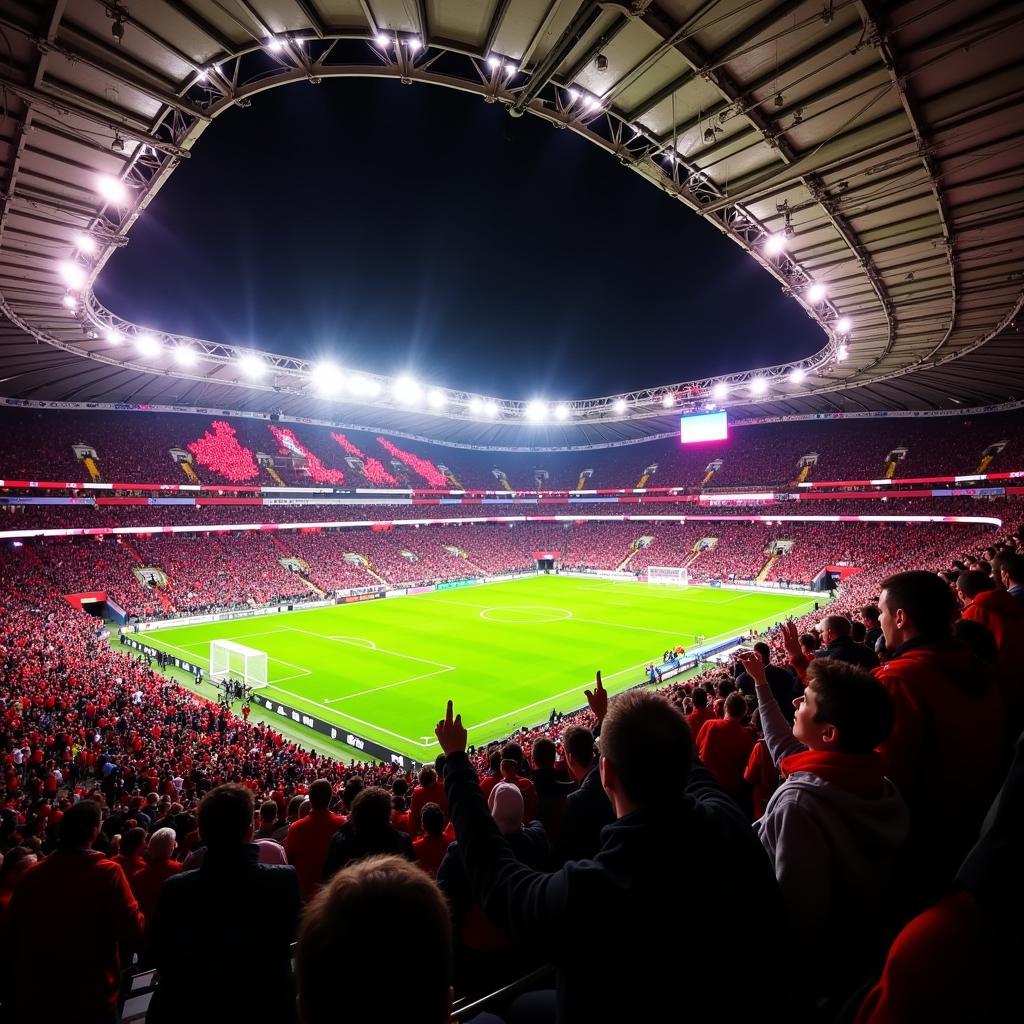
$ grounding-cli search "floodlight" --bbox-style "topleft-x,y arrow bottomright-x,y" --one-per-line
554,403 -> 570,420
504,64 -> 517,76
62,294 -> 77,309
662,393 -> 675,408
315,363 -> 344,396
806,282 -> 826,303
363,377 -> 382,397
584,95 -> 601,111
136,334 -> 160,358
836,317 -> 852,334
837,344 -> 849,361
393,376 -> 422,403
789,367 -> 806,384
567,88 -> 579,102
483,400 -> 499,417
407,38 -> 422,52
58,261 -> 87,289
96,175 -> 128,204
750,377 -> 768,395
375,33 -> 390,47
197,69 -> 208,81
764,233 -> 786,255
267,37 -> 283,52
174,345 -> 197,367
613,398 -> 628,414
711,382 -> 729,401
74,233 -> 97,255
468,397 -> 483,415
238,353 -> 266,379
428,388 -> 447,409
487,55 -> 501,69
525,400 -> 548,422
105,329 -> 122,345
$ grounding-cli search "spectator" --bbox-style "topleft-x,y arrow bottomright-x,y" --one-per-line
556,723 -> 614,863
435,680 -> 783,1022
992,549 -> 1024,603
148,784 -> 301,1024
322,787 -> 413,879
734,641 -> 799,722
390,777 -> 411,833
408,765 -> 448,837
5,800 -> 144,1024
696,692 -> 755,799
111,825 -> 147,878
284,779 -> 345,901
740,652 -> 908,1003
814,614 -> 879,669
874,571 -> 1006,910
0,847 -> 37,930
255,800 -> 283,843
861,604 -> 883,649
684,686 -> 716,736
482,743 -> 540,823
129,827 -> 182,947
413,802 -> 450,879
296,855 -> 453,1024
530,737 -> 572,841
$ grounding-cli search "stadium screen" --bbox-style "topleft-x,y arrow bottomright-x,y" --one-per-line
680,410 -> 728,443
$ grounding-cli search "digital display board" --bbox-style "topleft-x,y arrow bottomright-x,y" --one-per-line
680,410 -> 728,444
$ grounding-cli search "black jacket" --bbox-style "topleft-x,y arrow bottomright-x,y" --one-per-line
444,751 -> 783,1022
556,764 -> 613,862
322,821 -> 414,880
815,635 -> 879,670
148,845 -> 300,1024
736,663 -> 800,721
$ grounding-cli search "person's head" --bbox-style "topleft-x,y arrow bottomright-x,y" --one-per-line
992,550 -> 1024,591
819,614 -> 852,646
860,604 -> 881,629
147,827 -> 177,864
691,687 -> 708,710
500,742 -> 525,771
753,641 -> 771,666
418,766 -> 437,789
198,784 -> 254,852
716,677 -> 735,699
260,800 -> 278,826
350,787 -> 393,834
0,846 -> 37,888
956,570 -> 996,606
391,777 -> 409,799
799,633 -> 820,656
562,725 -> 596,783
341,778 -> 363,812
793,659 -> 894,753
952,618 -> 999,665
120,827 -> 147,857
488,782 -> 524,835
850,620 -> 867,644
286,795 -> 304,822
59,800 -> 101,850
531,737 -> 556,771
308,779 -> 333,811
724,692 -> 746,722
879,570 -> 958,649
599,691 -> 692,816
296,855 -> 452,1024
420,802 -> 445,838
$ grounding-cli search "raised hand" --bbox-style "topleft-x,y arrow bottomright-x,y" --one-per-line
584,670 -> 608,722
780,620 -> 803,660
435,699 -> 467,755
737,650 -> 768,687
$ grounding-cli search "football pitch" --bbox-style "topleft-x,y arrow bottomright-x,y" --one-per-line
135,576 -> 817,760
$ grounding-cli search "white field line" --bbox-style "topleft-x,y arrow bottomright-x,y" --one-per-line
285,628 -> 455,670
137,634 -> 312,681
324,665 -> 454,703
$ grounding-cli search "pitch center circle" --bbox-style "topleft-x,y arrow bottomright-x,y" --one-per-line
479,606 -> 573,624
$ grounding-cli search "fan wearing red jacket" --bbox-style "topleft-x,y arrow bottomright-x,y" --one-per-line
696,693 -> 755,798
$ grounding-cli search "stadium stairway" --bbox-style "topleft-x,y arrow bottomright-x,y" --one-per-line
756,554 -> 778,583
298,576 -> 326,597
121,541 -> 145,563
179,461 -> 199,483
156,589 -> 175,614
80,455 -> 102,482
264,464 -> 286,486
268,534 -> 293,556
795,464 -> 811,483
615,548 -> 641,572
976,453 -> 993,473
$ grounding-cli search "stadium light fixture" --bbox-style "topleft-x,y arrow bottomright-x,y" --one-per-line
238,353 -> 266,379
95,175 -> 128,204
837,344 -> 849,361
74,233 -> 98,255
764,233 -> 787,256
266,37 -> 284,52
554,403 -> 570,421
468,397 -> 483,415
136,334 -> 160,358
836,317 -> 852,334
711,382 -> 729,401
661,393 -> 675,408
525,400 -> 548,422
806,282 -> 826,303
483,400 -> 499,418
585,95 -> 601,111
407,38 -> 422,52
613,398 -> 628,414
750,377 -> 768,395
428,388 -> 447,409
504,64 -> 517,76
58,261 -> 87,289
375,33 -> 390,47
315,363 -> 344,396
487,55 -> 501,69
566,87 -> 579,102
104,329 -> 122,345
789,367 -> 806,384
62,294 -> 78,309
393,376 -> 422,404
174,345 -> 197,367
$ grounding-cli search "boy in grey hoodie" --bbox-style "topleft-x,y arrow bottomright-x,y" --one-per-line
737,651 -> 909,1003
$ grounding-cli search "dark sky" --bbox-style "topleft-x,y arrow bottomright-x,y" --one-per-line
97,79 -> 822,400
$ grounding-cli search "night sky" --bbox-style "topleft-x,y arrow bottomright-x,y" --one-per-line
96,79 -> 822,400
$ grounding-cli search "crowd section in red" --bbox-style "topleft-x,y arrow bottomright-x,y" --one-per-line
1,405 -> 1021,489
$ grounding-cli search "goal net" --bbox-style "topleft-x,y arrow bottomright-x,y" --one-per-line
210,640 -> 269,689
647,566 -> 690,586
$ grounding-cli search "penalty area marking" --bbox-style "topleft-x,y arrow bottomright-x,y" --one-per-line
479,605 -> 573,624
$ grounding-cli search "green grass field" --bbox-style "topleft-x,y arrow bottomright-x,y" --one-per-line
135,576 -> 817,760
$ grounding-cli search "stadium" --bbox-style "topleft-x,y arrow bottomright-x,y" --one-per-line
0,1 -> 1022,1022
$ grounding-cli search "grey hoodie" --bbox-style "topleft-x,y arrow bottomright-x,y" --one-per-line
755,683 -> 909,958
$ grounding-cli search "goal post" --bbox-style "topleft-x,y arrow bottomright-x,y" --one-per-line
647,566 -> 690,586
209,640 -> 269,689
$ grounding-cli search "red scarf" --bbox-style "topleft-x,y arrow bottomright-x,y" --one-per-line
778,749 -> 886,799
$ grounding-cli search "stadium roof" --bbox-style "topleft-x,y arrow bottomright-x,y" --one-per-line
1,0 -> 1022,446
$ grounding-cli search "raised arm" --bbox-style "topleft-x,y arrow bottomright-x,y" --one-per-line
738,651 -> 806,765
